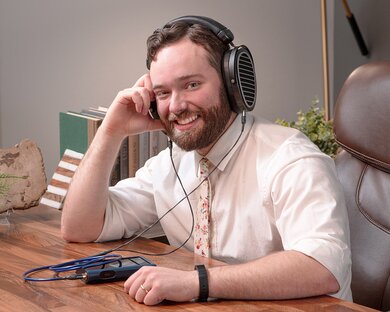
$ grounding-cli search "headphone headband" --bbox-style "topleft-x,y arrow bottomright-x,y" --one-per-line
165,15 -> 234,45
149,15 -> 257,115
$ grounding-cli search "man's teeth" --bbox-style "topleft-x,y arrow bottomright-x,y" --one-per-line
176,115 -> 198,125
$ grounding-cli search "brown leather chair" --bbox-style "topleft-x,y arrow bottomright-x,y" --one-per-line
334,61 -> 390,311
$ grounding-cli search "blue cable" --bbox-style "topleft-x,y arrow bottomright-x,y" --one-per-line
23,254 -> 122,282
24,112 -> 247,283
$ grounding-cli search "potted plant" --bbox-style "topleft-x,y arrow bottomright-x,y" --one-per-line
275,99 -> 339,158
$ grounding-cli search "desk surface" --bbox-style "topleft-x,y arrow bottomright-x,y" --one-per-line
0,205 -> 377,312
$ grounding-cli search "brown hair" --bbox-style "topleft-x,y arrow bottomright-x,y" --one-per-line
146,22 -> 228,76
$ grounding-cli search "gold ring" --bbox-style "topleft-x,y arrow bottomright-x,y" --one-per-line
140,284 -> 149,294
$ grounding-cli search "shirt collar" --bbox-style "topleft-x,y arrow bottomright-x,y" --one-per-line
194,113 -> 254,175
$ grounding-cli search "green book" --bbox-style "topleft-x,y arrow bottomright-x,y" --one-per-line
59,112 -> 102,157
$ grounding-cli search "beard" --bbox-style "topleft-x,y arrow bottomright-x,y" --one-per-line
161,88 -> 232,152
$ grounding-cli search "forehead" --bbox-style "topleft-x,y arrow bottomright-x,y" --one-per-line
149,39 -> 213,84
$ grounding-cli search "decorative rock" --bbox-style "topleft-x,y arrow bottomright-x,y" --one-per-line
0,139 -> 47,212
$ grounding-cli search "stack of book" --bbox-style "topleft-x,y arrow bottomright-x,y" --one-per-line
59,106 -> 168,185
40,107 -> 168,211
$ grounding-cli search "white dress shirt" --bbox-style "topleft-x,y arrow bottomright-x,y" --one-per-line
97,114 -> 352,300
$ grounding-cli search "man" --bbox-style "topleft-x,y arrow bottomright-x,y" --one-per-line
61,16 -> 351,306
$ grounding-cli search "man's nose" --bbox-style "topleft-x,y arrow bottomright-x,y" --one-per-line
169,92 -> 188,114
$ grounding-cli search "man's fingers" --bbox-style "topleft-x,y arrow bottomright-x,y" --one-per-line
132,91 -> 149,115
134,74 -> 149,87
133,74 -> 155,104
116,87 -> 150,115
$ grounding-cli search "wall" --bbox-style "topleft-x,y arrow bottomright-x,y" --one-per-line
333,0 -> 390,105
0,0 -> 324,177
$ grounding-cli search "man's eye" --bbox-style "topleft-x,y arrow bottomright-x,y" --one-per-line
156,91 -> 169,98
187,82 -> 199,89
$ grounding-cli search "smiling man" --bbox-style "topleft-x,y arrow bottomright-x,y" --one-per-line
150,39 -> 234,155
61,16 -> 352,306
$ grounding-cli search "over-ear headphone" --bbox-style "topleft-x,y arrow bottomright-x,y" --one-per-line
151,15 -> 257,115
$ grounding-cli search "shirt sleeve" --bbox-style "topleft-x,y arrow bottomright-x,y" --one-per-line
95,158 -> 163,242
269,140 -> 352,300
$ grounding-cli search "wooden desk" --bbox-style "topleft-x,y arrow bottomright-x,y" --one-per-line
0,205 -> 377,312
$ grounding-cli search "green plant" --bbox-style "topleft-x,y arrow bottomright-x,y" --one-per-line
275,99 -> 339,158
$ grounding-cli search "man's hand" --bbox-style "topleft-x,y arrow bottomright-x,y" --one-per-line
61,73 -> 164,243
122,251 -> 340,306
124,266 -> 199,305
101,74 -> 164,140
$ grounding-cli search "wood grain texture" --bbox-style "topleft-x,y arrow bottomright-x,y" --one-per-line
0,205 -> 378,312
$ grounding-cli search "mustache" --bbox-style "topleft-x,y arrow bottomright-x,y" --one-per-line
167,110 -> 202,122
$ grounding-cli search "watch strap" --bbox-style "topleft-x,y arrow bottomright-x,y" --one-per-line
194,264 -> 209,301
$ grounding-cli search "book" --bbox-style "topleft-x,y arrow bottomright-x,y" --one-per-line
149,131 -> 160,158
79,107 -> 129,183
119,137 -> 129,180
128,135 -> 139,177
149,131 -> 169,157
59,106 -> 168,184
59,112 -> 102,157
157,132 -> 169,154
97,106 -> 108,112
138,132 -> 150,168
59,107 -> 131,185
81,108 -> 107,119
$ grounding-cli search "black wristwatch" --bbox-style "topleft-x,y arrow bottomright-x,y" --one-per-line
194,264 -> 209,302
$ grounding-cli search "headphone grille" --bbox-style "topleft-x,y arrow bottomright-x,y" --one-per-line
237,52 -> 256,110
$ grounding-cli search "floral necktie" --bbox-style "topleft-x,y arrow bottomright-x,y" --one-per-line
194,158 -> 211,257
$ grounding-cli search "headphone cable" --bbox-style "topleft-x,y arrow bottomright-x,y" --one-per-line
112,111 -> 246,256
23,112 -> 246,282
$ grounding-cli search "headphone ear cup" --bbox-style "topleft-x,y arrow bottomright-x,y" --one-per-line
222,45 -> 257,113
